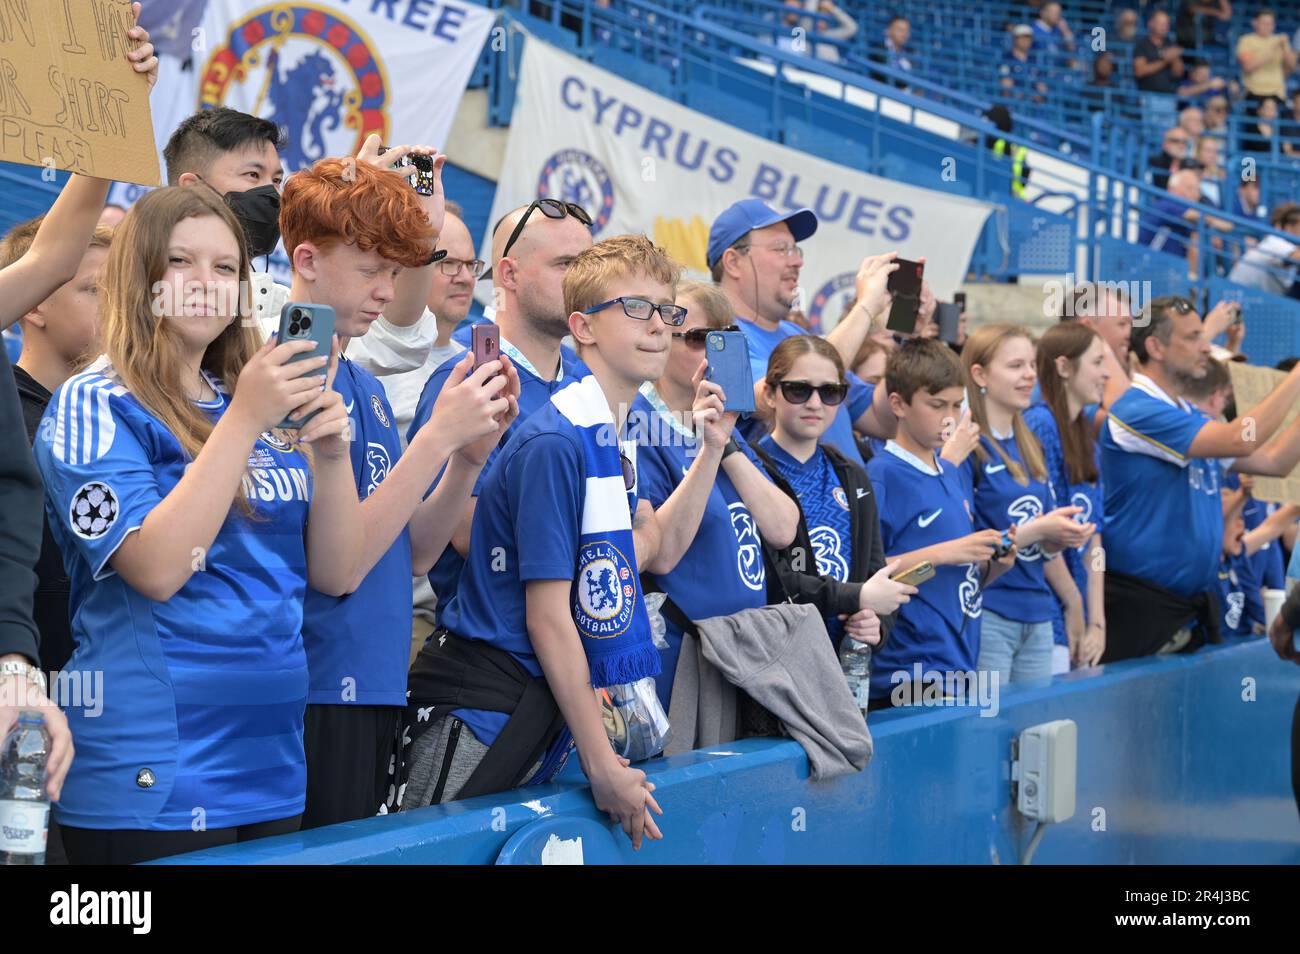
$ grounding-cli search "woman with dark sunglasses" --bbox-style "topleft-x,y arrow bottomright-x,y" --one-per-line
631,281 -> 801,708
752,336 -> 915,656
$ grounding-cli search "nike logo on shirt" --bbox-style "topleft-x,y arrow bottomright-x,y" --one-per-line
918,509 -> 943,527
855,488 -> 868,499
343,398 -> 356,415
985,463 -> 1006,474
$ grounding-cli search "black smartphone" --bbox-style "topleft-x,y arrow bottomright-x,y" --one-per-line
378,146 -> 436,196
885,258 -> 924,334
954,291 -> 967,311
936,302 -> 961,344
274,302 -> 336,429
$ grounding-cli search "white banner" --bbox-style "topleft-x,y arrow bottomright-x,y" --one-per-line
151,0 -> 495,168
489,38 -> 995,331
119,0 -> 495,283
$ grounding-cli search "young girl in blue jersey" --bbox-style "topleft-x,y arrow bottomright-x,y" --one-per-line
1024,322 -> 1110,671
754,335 -> 917,654
632,281 -> 801,707
866,339 -> 1016,708
961,324 -> 1096,685
33,187 -> 373,864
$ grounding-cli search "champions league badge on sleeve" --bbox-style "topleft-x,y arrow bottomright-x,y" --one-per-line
573,540 -> 638,639
199,5 -> 391,172
537,150 -> 614,235
69,482 -> 119,540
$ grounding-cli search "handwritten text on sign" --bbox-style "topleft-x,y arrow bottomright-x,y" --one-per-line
0,0 -> 159,185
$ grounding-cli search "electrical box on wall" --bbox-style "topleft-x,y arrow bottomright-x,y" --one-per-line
1012,720 -> 1077,823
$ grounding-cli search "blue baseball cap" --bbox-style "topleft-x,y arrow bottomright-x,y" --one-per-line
707,199 -> 818,269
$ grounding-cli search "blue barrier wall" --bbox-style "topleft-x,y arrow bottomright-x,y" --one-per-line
159,639 -> 1300,865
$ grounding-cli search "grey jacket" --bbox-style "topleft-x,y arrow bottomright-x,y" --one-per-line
666,602 -> 873,779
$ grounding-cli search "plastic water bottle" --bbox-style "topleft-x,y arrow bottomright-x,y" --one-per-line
839,636 -> 872,715
0,713 -> 50,865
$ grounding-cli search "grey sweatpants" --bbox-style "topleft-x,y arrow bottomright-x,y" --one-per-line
401,714 -> 542,810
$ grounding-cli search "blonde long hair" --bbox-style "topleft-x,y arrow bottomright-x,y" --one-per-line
99,186 -> 263,509
961,322 -> 1047,485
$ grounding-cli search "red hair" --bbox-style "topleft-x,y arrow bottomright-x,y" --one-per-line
280,158 -> 434,269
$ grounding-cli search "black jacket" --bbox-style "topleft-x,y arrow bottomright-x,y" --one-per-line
750,440 -> 894,642
0,346 -> 43,665
14,366 -> 73,673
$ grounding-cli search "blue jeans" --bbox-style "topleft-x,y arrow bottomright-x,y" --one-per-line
978,608 -> 1054,685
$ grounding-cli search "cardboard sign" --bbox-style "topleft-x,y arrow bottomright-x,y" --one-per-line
1227,361 -> 1300,505
0,0 -> 159,185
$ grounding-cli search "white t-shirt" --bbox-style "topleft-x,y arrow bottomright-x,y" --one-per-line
347,307 -> 464,446
1228,234 -> 1299,296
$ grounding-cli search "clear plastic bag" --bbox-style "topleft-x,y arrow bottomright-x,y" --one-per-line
643,591 -> 670,650
601,676 -> 672,762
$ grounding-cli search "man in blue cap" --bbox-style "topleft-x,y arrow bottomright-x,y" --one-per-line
708,198 -> 899,467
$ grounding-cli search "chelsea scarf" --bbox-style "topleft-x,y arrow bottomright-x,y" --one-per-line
550,373 -> 661,688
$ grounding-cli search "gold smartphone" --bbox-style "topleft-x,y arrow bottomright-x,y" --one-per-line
893,561 -> 936,586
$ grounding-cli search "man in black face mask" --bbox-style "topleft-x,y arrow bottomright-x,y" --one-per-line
162,108 -> 443,374
164,107 -> 291,334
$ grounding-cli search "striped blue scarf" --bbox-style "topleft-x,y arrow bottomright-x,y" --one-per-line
550,373 -> 660,689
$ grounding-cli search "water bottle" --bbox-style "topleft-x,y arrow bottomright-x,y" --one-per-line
839,635 -> 872,715
0,713 -> 50,865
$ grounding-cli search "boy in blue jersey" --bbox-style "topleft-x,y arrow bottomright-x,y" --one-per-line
1101,296 -> 1300,660
406,200 -> 594,635
707,199 -> 903,469
278,159 -> 522,828
403,235 -> 726,849
866,339 -> 1015,709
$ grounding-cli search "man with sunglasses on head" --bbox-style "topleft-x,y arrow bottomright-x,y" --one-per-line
708,199 -> 900,470
1101,295 -> 1300,661
406,199 -> 595,639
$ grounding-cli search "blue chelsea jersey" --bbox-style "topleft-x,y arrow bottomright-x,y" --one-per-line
301,357 -> 410,707
35,360 -> 313,830
407,340 -> 585,628
1215,550 -> 1254,638
867,441 -> 984,700
1101,375 -> 1221,598
632,389 -> 769,707
758,435 -> 853,644
963,431 -> 1059,623
1023,403 -> 1105,646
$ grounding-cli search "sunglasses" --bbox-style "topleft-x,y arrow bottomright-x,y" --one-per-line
620,452 -> 636,491
776,379 -> 848,406
583,296 -> 688,326
671,324 -> 740,347
498,198 -> 592,264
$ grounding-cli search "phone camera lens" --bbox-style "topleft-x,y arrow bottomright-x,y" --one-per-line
300,316 -> 312,330
291,309 -> 303,321
709,335 -> 722,351
288,322 -> 301,336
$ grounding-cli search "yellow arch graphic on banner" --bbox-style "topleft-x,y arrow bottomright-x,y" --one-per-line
653,215 -> 710,274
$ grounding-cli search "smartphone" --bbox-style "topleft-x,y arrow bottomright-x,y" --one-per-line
705,330 -> 756,413
274,302 -> 336,429
991,530 -> 1015,560
892,561 -> 936,586
936,302 -> 961,344
885,258 -> 924,334
378,146 -> 436,196
472,323 -> 501,374
954,291 -> 967,311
